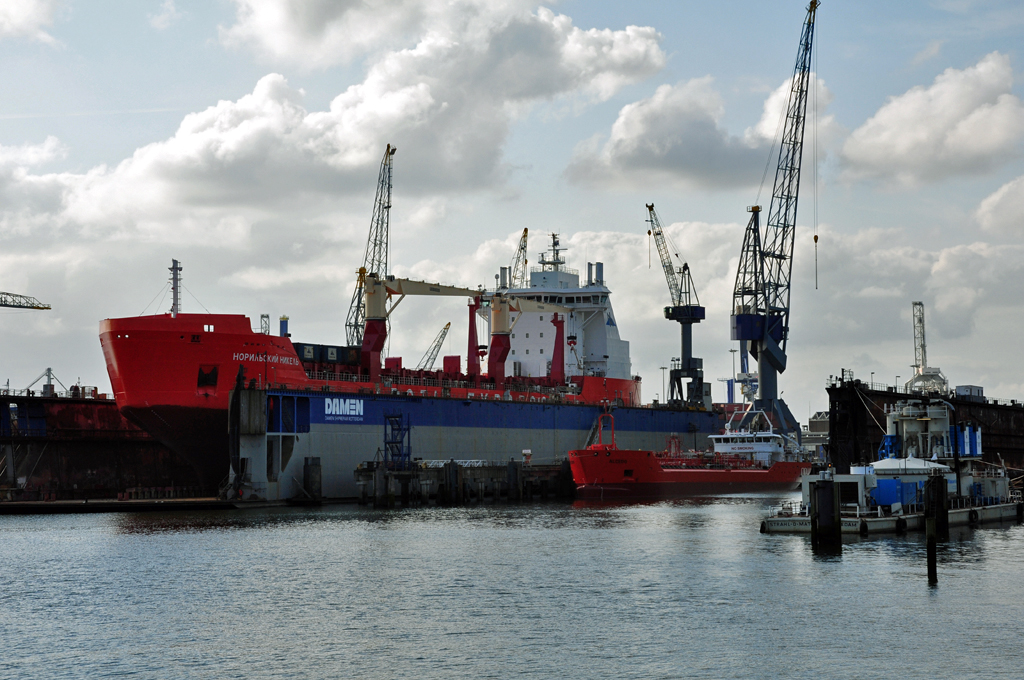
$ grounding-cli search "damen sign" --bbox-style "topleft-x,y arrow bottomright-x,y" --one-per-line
325,397 -> 364,422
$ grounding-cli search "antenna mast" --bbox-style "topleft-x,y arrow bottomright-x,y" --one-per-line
169,259 -> 182,318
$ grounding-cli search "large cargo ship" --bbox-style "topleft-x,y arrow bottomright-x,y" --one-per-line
100,240 -> 719,499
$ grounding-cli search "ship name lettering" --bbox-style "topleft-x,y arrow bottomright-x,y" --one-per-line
325,398 -> 364,417
231,352 -> 300,366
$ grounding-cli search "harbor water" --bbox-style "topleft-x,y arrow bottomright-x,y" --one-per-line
2,496 -> 1022,678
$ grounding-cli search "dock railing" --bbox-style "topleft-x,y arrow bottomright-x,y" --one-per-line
767,501 -> 805,518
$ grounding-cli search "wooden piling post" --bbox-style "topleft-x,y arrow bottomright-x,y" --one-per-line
924,474 -> 946,584
507,460 -> 522,502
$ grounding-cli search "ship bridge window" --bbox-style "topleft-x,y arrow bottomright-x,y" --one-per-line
539,333 -> 544,338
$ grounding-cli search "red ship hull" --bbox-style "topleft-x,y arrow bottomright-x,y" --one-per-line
99,313 -> 644,491
569,445 -> 810,500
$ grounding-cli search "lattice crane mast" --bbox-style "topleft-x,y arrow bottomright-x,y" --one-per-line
0,292 -> 51,310
730,1 -> 818,434
415,322 -> 451,371
509,228 -> 528,289
346,144 -> 396,347
646,203 -> 706,407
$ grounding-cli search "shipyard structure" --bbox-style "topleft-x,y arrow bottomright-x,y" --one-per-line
100,237 -> 717,501
827,303 -> 1024,472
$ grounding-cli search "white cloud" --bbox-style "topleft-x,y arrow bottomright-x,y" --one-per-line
220,0 -> 435,68
795,226 -> 1024,345
0,136 -> 65,169
976,175 -> 1024,235
842,52 -> 1024,185
0,0 -> 59,44
0,6 -> 666,236
911,40 -> 944,67
220,0 -> 667,88
566,73 -> 837,191
149,0 -> 182,31
745,73 -> 841,147
565,78 -> 763,189
0,5 -> 667,389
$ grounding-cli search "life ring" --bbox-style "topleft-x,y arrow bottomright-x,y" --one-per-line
895,517 -> 907,533
760,521 -> 768,534
969,509 -> 980,524
859,519 -> 869,536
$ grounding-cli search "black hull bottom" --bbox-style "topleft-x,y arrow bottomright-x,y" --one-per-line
122,406 -> 229,495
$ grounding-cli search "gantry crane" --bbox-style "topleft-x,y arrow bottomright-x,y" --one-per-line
0,292 -> 50,310
730,1 -> 818,435
415,322 -> 451,371
346,144 -> 396,347
646,203 -> 706,407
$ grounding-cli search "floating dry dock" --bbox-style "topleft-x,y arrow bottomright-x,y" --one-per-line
762,399 -> 1023,536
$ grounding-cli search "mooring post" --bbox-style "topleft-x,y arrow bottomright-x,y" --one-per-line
810,477 -> 842,552
507,459 -> 522,502
373,464 -> 386,508
925,474 -> 945,584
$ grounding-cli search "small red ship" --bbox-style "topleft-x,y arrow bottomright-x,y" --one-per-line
569,413 -> 811,500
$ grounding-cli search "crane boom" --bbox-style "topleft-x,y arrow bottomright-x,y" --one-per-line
346,144 -> 396,346
730,1 -> 817,434
0,292 -> 51,310
416,322 -> 451,371
646,204 -> 682,306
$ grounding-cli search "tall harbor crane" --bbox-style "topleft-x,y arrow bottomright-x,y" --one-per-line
646,203 -> 705,407
346,144 -> 396,347
905,301 -> 947,393
415,322 -> 451,371
0,292 -> 51,310
730,1 -> 818,435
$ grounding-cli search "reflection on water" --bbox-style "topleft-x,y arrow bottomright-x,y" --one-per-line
2,498 -> 1022,679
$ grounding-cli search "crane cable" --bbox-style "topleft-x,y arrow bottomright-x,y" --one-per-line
812,16 -> 820,291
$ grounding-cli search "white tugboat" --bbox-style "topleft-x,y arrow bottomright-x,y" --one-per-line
708,410 -> 806,465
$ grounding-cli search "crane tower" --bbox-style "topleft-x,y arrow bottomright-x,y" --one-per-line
346,144 -> 396,347
646,203 -> 706,407
730,1 -> 818,435
904,301 -> 948,393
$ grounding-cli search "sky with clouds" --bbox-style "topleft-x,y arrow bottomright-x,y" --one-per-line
1,0 -> 1023,419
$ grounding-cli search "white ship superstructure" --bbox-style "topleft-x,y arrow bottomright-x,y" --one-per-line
486,233 -> 631,381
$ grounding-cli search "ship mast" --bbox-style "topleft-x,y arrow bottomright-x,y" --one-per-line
169,259 -> 182,318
